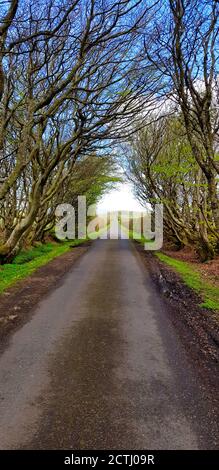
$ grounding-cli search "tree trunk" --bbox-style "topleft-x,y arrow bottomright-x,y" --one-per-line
0,182 -> 42,263
207,176 -> 219,233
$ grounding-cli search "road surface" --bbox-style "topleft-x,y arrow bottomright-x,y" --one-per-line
0,239 -> 218,449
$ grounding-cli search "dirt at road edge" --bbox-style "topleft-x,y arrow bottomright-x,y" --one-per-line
135,242 -> 219,367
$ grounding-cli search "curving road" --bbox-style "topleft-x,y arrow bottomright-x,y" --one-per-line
0,239 -> 218,449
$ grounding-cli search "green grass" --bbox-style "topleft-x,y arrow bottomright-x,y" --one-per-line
129,229 -> 144,241
0,239 -> 86,294
120,225 -> 149,244
155,252 -> 219,311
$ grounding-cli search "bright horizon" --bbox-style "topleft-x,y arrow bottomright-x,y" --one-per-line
97,182 -> 148,214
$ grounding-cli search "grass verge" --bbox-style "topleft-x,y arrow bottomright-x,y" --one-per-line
155,252 -> 219,312
122,225 -> 218,312
121,226 -> 149,244
0,239 -> 87,294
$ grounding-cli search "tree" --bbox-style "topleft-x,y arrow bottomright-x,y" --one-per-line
31,154 -> 117,243
143,0 -> 219,238
126,116 -> 216,260
0,0 -> 158,263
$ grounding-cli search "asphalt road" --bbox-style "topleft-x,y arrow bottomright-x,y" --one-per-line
0,239 -> 218,449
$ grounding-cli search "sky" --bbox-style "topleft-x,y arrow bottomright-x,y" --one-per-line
97,182 -> 147,214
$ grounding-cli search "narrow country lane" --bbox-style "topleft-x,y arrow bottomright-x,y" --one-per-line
0,240 -> 218,449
